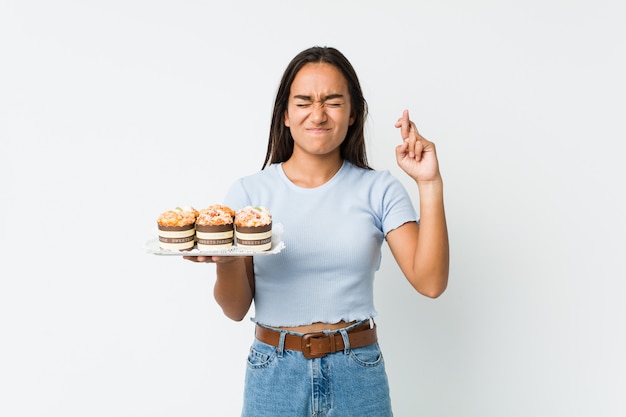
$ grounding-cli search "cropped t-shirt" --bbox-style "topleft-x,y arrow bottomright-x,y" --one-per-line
223,161 -> 417,327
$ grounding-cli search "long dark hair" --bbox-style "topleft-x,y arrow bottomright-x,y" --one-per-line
262,46 -> 370,170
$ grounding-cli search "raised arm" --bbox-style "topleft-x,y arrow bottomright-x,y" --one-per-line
386,110 -> 449,298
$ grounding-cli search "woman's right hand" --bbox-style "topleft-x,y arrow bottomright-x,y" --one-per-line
182,255 -> 241,264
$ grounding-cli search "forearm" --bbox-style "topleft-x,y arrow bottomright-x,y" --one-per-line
413,178 -> 449,297
213,257 -> 254,321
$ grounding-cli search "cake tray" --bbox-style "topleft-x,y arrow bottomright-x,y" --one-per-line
145,238 -> 285,256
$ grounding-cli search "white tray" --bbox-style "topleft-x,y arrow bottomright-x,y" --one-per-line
145,223 -> 285,256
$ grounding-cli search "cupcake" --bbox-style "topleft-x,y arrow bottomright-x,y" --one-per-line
234,206 -> 272,251
156,206 -> 199,251
195,204 -> 235,250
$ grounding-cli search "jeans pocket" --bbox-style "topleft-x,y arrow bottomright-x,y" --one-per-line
349,342 -> 383,367
246,340 -> 277,369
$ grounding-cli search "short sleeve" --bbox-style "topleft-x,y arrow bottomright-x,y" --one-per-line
378,171 -> 418,236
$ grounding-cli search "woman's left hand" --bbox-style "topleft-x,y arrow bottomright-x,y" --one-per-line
394,109 -> 441,183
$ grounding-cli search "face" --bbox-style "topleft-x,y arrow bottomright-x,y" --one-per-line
284,63 -> 354,159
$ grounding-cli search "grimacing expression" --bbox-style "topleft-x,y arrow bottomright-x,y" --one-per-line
284,63 -> 355,158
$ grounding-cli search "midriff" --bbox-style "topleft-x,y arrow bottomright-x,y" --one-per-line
277,320 -> 357,334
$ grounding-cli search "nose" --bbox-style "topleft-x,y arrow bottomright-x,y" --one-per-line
310,102 -> 327,124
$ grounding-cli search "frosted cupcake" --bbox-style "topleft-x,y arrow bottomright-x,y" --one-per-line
195,205 -> 235,250
234,206 -> 272,251
156,206 -> 199,251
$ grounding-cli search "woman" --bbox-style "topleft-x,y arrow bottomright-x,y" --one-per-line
185,46 -> 449,417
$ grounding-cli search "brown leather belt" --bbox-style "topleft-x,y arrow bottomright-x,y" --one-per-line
255,321 -> 377,359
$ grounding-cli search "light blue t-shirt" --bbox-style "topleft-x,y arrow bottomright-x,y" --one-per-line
224,161 -> 418,327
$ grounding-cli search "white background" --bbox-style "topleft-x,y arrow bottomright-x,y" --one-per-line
1,1 -> 625,416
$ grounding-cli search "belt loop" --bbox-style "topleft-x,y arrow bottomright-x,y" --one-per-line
339,328 -> 350,354
277,331 -> 286,358
328,333 -> 337,354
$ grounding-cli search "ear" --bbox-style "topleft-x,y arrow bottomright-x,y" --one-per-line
284,111 -> 290,127
349,112 -> 355,126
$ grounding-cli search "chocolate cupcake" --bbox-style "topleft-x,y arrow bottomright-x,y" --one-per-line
195,205 -> 235,250
234,206 -> 272,251
156,206 -> 198,251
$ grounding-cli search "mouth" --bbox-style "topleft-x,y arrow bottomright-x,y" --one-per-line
306,128 -> 331,134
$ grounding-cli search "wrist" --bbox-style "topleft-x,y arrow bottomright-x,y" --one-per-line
415,176 -> 443,192
415,177 -> 444,205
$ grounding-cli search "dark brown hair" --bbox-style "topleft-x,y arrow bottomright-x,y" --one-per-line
262,46 -> 370,169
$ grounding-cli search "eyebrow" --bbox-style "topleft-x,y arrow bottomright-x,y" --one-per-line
293,94 -> 345,101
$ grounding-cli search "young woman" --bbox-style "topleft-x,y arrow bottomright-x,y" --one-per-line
185,46 -> 449,417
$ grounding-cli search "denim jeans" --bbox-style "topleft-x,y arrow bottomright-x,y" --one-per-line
241,321 -> 393,417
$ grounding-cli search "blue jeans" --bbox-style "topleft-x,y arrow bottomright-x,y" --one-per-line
242,321 -> 393,417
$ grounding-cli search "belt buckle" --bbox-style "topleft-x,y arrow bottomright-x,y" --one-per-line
301,332 -> 327,359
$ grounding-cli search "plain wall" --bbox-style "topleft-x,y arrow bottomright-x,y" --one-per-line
1,1 -> 625,416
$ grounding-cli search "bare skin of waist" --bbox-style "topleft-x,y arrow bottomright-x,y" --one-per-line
275,320 -> 358,334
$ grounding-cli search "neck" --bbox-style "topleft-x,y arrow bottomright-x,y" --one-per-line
282,153 -> 343,188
